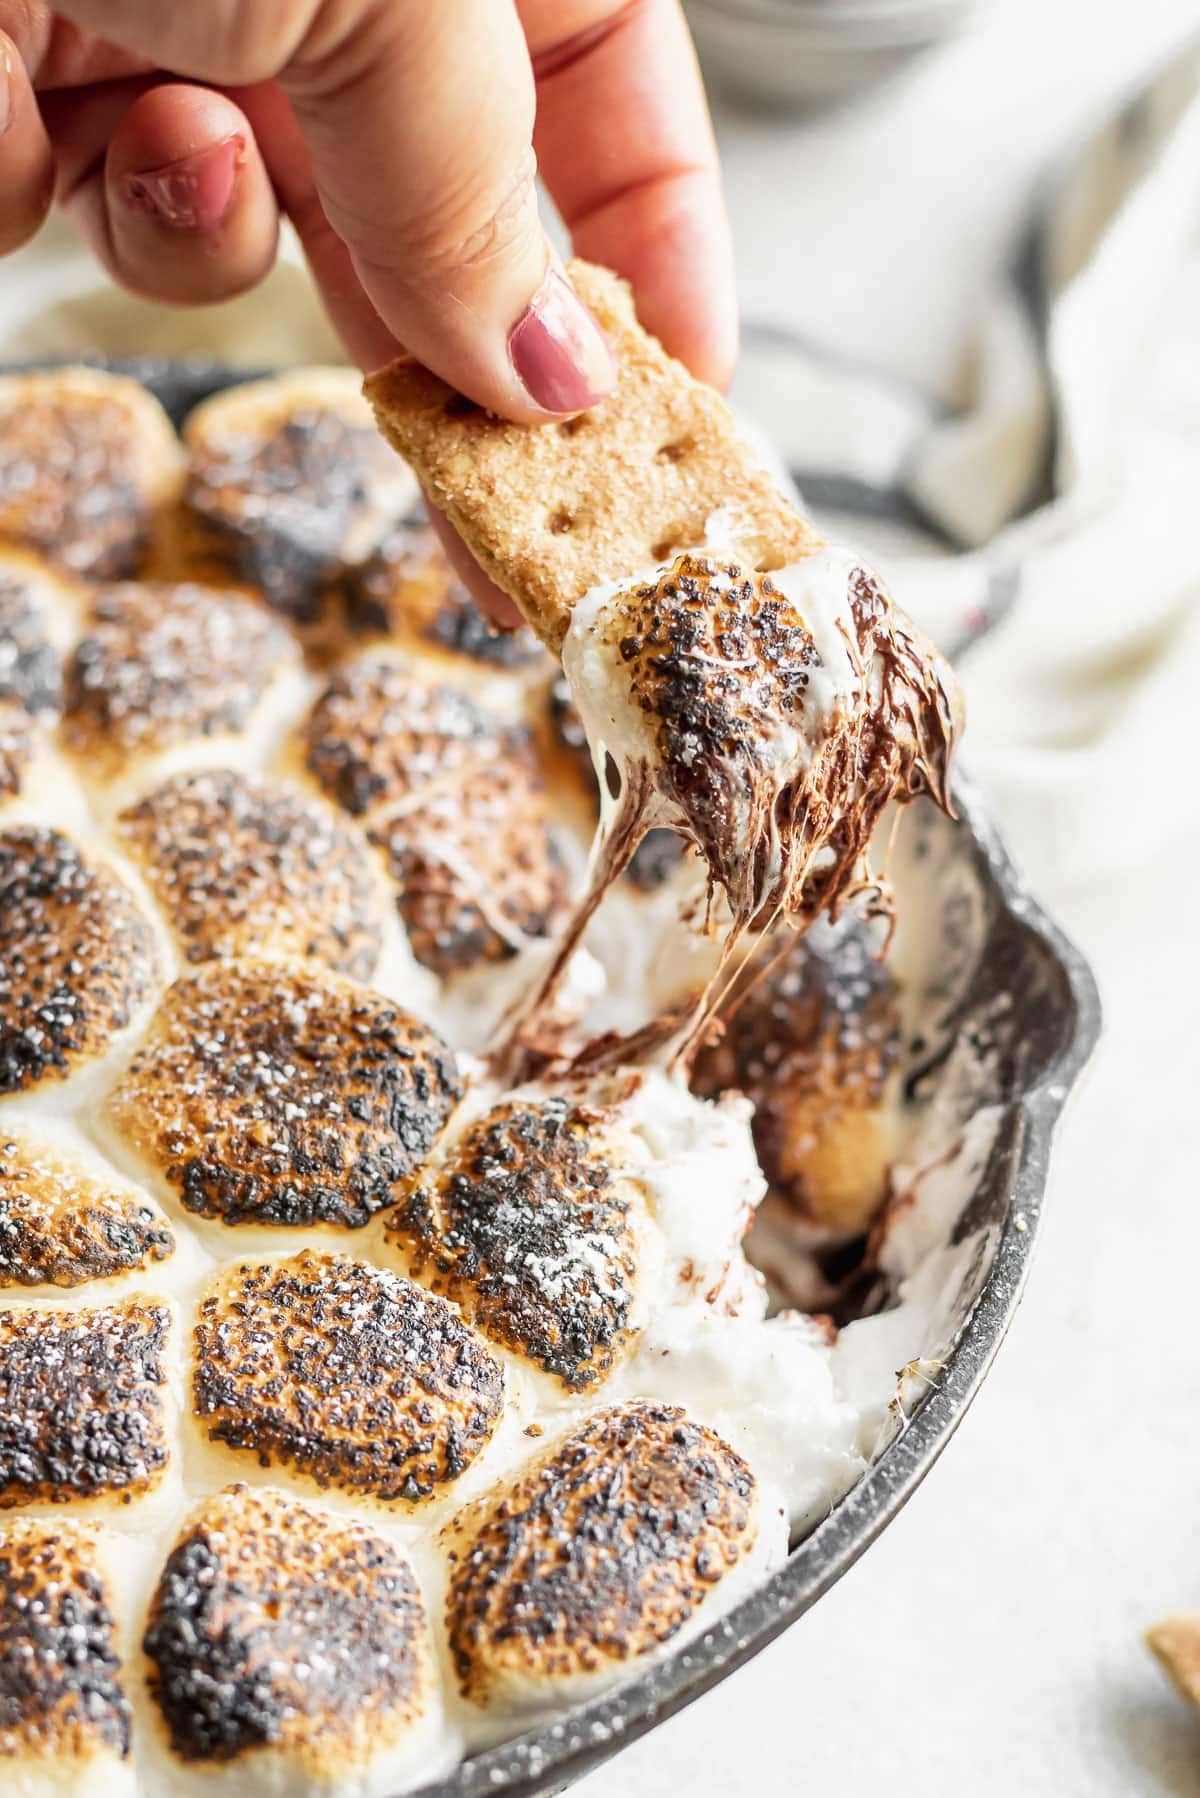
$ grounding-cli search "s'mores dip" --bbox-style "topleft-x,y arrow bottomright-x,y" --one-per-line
368,261 -> 958,1062
0,296 -> 969,1795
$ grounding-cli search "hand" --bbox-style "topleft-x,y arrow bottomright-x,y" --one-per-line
0,1 -> 735,419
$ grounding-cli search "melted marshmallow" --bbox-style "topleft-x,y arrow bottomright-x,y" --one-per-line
562,540 -> 868,829
619,1067 -> 768,1318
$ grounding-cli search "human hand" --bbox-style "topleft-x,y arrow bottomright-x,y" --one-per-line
0,2 -> 735,420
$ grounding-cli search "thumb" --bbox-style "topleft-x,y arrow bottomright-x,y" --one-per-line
282,0 -> 616,417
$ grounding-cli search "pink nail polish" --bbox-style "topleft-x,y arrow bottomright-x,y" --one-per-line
509,270 -> 617,414
125,134 -> 243,231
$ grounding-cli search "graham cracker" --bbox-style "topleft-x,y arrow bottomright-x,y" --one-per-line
364,261 -> 821,651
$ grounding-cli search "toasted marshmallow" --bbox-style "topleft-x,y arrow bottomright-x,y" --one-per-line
101,959 -> 463,1236
0,557 -> 84,822
693,920 -> 902,1236
301,656 -> 506,821
301,656 -> 567,977
443,1400 -> 777,1724
0,826 -> 162,1103
0,367 -> 180,581
142,1484 -> 451,1794
0,1296 -> 178,1518
365,754 -> 567,977
116,767 -> 387,981
180,367 -> 417,644
0,553 -> 76,724
191,1249 -> 507,1506
347,519 -> 545,673
0,1516 -> 136,1797
563,546 -> 956,931
61,582 -> 305,803
0,1128 -> 173,1293
385,1089 -> 658,1394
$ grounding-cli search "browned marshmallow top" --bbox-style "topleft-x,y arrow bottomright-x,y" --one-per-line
348,518 -> 544,668
185,405 -> 405,626
105,959 -> 463,1229
117,767 -> 386,980
303,655 -> 516,819
445,1401 -> 757,1705
0,1299 -> 171,1508
144,1484 -> 431,1772
0,376 -> 170,580
0,567 -> 62,720
62,582 -> 297,778
0,1133 -> 174,1289
0,826 -> 161,1096
304,656 -> 567,974
193,1249 -> 505,1502
0,1518 -> 131,1767
366,756 -> 567,975
388,1094 -> 646,1391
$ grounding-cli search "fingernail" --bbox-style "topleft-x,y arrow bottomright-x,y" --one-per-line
509,269 -> 617,414
125,134 -> 243,231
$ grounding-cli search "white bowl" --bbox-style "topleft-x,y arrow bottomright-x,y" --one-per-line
685,0 -> 979,106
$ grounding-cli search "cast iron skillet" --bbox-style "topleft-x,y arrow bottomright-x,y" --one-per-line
9,356 -> 1101,1797
414,775 -> 1100,1798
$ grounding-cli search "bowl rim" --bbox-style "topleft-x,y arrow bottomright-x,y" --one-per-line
413,774 -> 1101,1797
684,0 -> 976,47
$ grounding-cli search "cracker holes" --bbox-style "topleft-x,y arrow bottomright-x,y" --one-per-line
547,508 -> 576,535
558,417 -> 588,438
656,438 -> 693,464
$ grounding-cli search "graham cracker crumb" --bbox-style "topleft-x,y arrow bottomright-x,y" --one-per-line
1147,1614 -> 1200,1707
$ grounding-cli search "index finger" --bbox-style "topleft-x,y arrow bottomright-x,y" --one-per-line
520,0 -> 736,390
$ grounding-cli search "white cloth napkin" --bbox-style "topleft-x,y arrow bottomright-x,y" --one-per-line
731,39 -> 1200,897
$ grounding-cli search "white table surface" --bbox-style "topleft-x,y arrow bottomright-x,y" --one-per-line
579,2 -> 1200,1793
